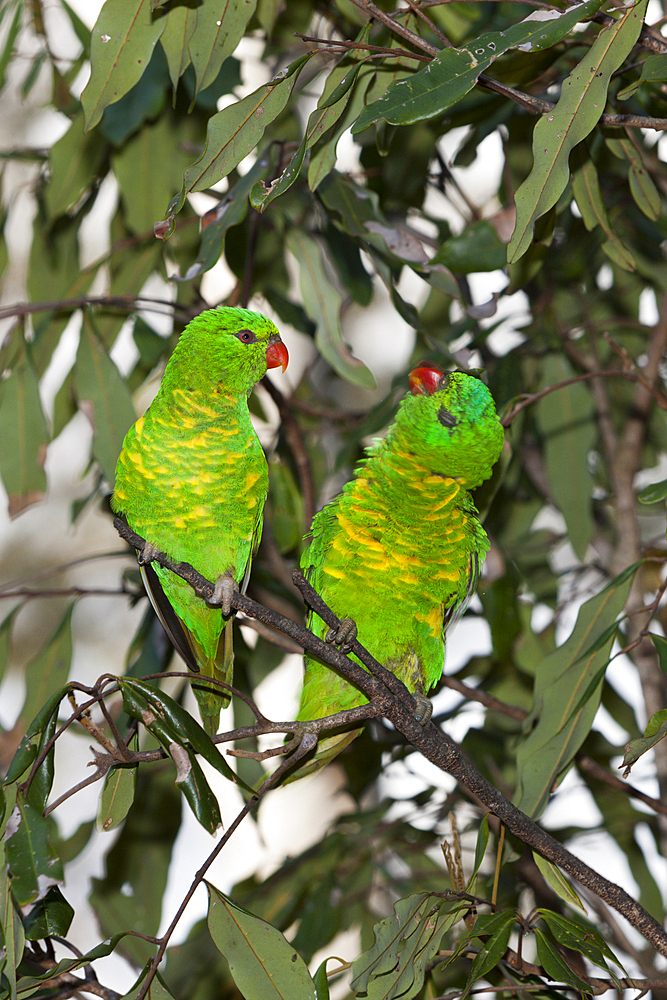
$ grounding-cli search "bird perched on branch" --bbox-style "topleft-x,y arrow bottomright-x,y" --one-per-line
296,365 -> 504,777
112,306 -> 288,733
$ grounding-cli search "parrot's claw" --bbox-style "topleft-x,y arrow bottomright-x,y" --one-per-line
413,693 -> 433,726
326,617 -> 357,654
211,572 -> 238,617
138,542 -> 159,565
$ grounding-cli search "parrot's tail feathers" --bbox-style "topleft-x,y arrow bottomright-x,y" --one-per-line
141,563 -> 200,673
283,728 -> 362,784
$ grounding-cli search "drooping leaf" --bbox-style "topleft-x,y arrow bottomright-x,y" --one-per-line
508,0 -> 649,262
22,885 -> 75,940
45,114 -> 108,220
187,0 -> 257,98
90,769 -> 180,967
286,230 -> 376,389
571,148 -> 635,271
464,910 -> 515,988
206,884 -> 318,1000
159,0 -> 197,91
0,338 -> 48,517
5,797 -> 64,907
252,59 -> 366,210
535,354 -> 596,559
81,0 -> 167,132
21,604 -> 74,733
74,313 -> 137,482
532,853 -> 585,911
97,741 -> 139,833
514,571 -> 632,819
605,136 -> 661,221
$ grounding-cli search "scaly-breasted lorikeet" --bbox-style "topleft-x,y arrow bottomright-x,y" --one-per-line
112,306 -> 288,732
296,365 -> 503,776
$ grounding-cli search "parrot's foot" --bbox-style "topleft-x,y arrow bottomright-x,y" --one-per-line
138,542 -> 159,565
326,617 -> 357,654
413,693 -> 433,725
211,572 -> 238,617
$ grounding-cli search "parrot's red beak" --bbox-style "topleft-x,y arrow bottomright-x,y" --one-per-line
409,363 -> 445,396
266,340 -> 289,373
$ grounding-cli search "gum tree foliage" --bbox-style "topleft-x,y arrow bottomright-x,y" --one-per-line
2,0 -> 667,997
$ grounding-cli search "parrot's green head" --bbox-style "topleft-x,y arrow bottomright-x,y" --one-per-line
161,306 -> 288,395
396,364 -> 504,489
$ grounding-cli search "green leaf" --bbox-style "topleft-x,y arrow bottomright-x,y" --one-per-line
171,52 -> 312,218
173,151 -> 275,282
535,354 -> 596,559
207,884 -> 318,1000
90,770 -> 180,967
508,0 -> 648,262
514,572 -> 632,819
159,0 -> 197,90
622,709 -> 667,772
22,886 -> 75,940
651,632 -> 667,674
21,604 -> 74,733
0,850 -> 24,1000
97,757 -> 138,834
252,60 -> 365,210
187,0 -> 257,98
118,680 -> 224,831
638,476 -> 667,504
617,52 -> 667,100
286,230 -> 376,389
98,42 -> 169,146
537,910 -> 625,985
431,219 -> 508,273
571,149 -> 635,271
351,892 -> 461,999
352,0 -> 603,132
465,910 -> 515,988
14,934 -> 129,993
120,678 -> 251,790
74,314 -> 137,482
467,814 -> 490,888
606,136 -> 661,221
0,1 -> 21,96
308,63 -> 373,192
81,0 -> 167,132
534,927 -> 596,992
0,338 -> 48,517
532,853 -> 585,911
313,960 -> 332,1000
111,111 -> 180,234
45,113 -> 108,220
5,797 -> 64,907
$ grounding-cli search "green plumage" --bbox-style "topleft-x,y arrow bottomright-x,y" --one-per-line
112,306 -> 287,732
297,369 -> 504,776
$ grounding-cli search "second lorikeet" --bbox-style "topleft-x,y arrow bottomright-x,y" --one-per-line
296,365 -> 504,777
112,305 -> 289,732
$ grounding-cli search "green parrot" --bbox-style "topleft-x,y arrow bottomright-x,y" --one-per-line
296,365 -> 504,777
112,306 -> 289,732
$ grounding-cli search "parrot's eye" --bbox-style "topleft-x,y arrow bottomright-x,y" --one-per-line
235,329 -> 256,344
437,406 -> 459,428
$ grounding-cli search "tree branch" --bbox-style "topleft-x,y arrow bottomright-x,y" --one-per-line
112,518 -> 667,957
